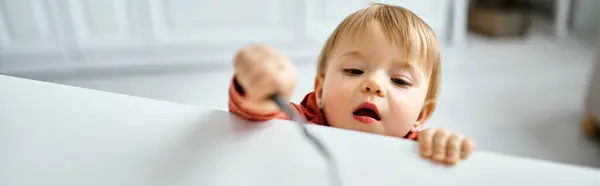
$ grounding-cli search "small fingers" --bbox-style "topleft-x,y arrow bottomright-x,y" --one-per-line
237,68 -> 266,96
461,138 -> 476,160
236,57 -> 291,101
444,133 -> 463,165
232,44 -> 297,110
245,71 -> 280,101
281,65 -> 297,100
418,129 -> 435,158
234,45 -> 266,70
432,129 -> 449,163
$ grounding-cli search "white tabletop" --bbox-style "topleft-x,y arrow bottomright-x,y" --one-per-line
1,75 -> 600,186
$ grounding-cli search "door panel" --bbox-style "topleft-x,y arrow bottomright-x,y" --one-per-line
148,0 -> 296,44
0,0 -> 66,53
66,0 -> 145,48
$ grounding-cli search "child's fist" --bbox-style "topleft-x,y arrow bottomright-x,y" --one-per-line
234,44 -> 297,112
418,128 -> 475,165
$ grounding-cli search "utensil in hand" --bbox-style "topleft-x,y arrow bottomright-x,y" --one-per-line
269,94 -> 343,186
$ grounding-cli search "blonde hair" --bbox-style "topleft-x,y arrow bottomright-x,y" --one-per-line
316,3 -> 441,105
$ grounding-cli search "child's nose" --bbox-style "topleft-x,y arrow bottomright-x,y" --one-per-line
360,77 -> 385,97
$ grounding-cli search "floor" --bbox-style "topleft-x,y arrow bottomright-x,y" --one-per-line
45,33 -> 600,169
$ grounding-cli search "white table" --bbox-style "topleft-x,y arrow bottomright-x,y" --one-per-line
1,75 -> 599,186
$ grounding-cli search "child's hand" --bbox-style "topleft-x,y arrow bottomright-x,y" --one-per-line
234,44 -> 297,112
418,128 -> 475,165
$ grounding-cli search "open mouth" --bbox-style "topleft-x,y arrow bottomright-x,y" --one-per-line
352,102 -> 381,122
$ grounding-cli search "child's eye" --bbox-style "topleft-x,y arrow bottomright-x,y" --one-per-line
343,69 -> 364,76
391,78 -> 411,87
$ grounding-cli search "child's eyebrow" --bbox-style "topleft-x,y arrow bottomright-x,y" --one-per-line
392,60 -> 417,71
392,61 -> 423,82
340,51 -> 420,74
340,51 -> 363,58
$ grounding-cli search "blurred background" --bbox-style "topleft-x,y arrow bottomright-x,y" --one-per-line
1,0 -> 600,167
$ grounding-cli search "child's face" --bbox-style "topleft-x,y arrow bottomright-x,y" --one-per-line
318,22 -> 433,137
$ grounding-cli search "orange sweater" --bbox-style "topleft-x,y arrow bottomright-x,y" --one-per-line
228,77 -> 418,140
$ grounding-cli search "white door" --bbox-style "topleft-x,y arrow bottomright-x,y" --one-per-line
143,0 -> 302,63
0,0 -> 449,75
140,0 -> 448,64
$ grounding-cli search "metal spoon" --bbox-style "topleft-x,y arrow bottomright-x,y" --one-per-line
269,94 -> 343,186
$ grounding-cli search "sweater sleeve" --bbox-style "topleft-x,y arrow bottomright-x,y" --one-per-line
228,76 -> 294,121
406,131 -> 418,141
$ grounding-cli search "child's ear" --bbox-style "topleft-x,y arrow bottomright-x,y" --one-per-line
415,100 -> 436,128
314,75 -> 325,108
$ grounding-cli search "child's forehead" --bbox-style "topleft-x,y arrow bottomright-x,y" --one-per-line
332,24 -> 420,64
315,4 -> 439,78
331,19 -> 436,70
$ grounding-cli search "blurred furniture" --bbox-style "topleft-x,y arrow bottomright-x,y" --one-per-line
555,0 -> 571,38
2,74 -> 600,186
467,0 -> 571,38
468,0 -> 532,37
0,0 -> 453,78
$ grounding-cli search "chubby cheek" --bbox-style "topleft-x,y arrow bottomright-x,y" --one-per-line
321,77 -> 354,129
385,90 -> 426,137
385,103 -> 419,137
